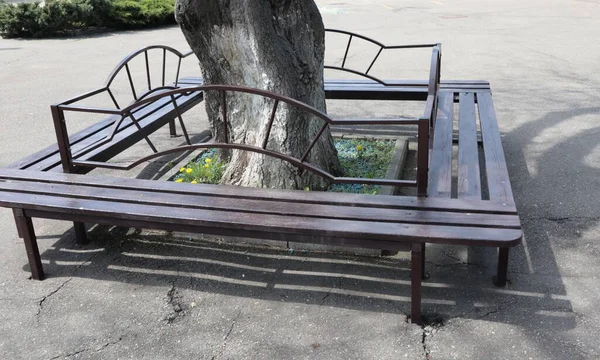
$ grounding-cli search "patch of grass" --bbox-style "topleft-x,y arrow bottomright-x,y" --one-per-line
328,138 -> 395,194
170,139 -> 396,195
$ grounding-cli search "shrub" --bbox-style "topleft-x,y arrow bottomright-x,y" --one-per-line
0,0 -> 175,38
0,0 -> 112,38
109,0 -> 175,29
0,2 -> 46,38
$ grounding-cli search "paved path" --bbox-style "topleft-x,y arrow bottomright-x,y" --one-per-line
1,0 -> 599,358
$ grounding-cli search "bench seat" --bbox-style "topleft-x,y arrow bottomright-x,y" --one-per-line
0,168 -> 521,324
177,77 -> 490,101
6,87 -> 203,174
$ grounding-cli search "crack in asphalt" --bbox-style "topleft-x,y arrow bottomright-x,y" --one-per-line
319,277 -> 342,305
165,281 -> 186,324
36,278 -> 72,319
35,252 -> 101,320
421,321 -> 443,360
211,310 -> 242,360
50,337 -> 124,359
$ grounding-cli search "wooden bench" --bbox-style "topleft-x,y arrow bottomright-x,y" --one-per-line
0,81 -> 522,324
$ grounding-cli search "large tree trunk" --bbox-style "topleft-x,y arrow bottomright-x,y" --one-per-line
175,0 -> 342,190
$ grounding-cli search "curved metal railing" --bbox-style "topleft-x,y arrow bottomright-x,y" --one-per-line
60,84 -> 428,188
57,45 -> 195,110
324,29 -> 440,86
51,30 -> 441,193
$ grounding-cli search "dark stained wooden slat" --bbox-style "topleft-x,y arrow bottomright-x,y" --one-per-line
72,92 -> 201,165
325,83 -> 490,90
178,76 -> 491,87
457,93 -> 481,200
477,92 -> 515,204
175,76 -> 488,102
4,116 -> 116,170
428,91 -> 454,198
325,86 -> 429,101
7,92 -> 182,171
0,180 -> 521,229
27,91 -> 202,173
0,169 -> 517,214
0,191 -> 522,246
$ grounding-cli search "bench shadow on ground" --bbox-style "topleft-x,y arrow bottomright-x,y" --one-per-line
28,216 -> 573,332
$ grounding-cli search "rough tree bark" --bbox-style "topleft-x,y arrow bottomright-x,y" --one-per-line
175,0 -> 342,190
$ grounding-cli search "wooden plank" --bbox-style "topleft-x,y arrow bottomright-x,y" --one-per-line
324,82 -> 490,90
178,77 -> 491,87
325,86 -> 429,101
30,99 -> 172,172
324,79 -> 490,86
0,169 -> 518,214
4,116 -> 116,170
8,95 -> 176,171
477,92 -> 515,204
176,76 -> 489,102
28,91 -> 202,173
72,91 -> 202,165
457,93 -> 481,200
428,91 -> 454,198
0,191 -> 522,246
6,88 -> 202,172
0,180 -> 521,229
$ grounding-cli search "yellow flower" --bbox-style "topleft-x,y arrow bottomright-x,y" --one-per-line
175,178 -> 183,183
356,145 -> 363,151
179,167 -> 185,172
186,168 -> 193,174
205,158 -> 212,164
203,164 -> 209,168
191,180 -> 198,184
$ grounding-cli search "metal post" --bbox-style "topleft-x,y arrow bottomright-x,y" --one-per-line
14,209 -> 44,280
494,247 -> 509,287
51,105 -> 88,244
168,119 -> 177,137
411,243 -> 423,324
416,119 -> 430,197
51,105 -> 75,173
421,243 -> 427,280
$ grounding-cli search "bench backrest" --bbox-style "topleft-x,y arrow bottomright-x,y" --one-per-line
62,85 -> 434,192
324,29 -> 441,88
103,45 -> 195,109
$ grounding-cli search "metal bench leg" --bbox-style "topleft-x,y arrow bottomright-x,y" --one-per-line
169,119 -> 177,137
12,209 -> 23,238
74,222 -> 88,245
14,209 -> 44,280
494,247 -> 509,287
411,243 -> 423,324
421,243 -> 426,280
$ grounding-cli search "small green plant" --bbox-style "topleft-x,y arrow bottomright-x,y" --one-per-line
174,157 -> 225,185
170,140 -> 394,193
329,138 -> 395,194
